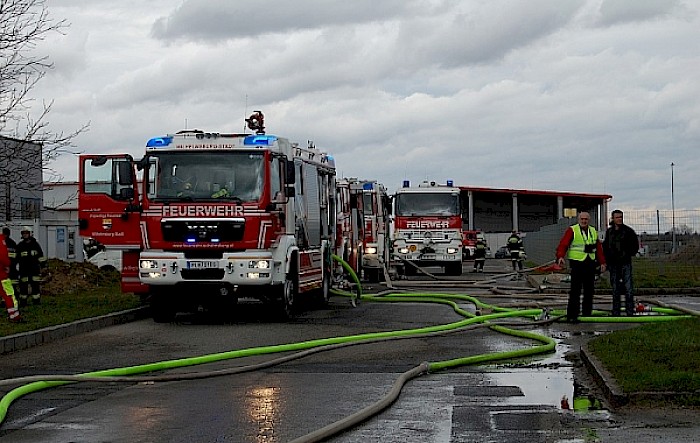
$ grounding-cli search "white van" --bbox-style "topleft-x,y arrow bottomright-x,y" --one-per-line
87,250 -> 122,272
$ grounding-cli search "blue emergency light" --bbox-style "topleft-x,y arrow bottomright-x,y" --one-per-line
244,135 -> 277,146
402,180 -> 410,188
362,182 -> 374,190
447,179 -> 454,187
146,136 -> 173,147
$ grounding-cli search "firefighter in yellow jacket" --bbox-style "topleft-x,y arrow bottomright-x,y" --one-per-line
16,226 -> 47,306
1,230 -> 22,322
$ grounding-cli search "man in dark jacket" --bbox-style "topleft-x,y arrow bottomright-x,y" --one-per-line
602,210 -> 639,316
16,226 -> 47,306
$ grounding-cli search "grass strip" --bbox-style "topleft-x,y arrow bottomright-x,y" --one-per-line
587,317 -> 700,406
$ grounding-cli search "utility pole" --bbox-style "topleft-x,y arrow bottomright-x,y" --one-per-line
671,162 -> 676,254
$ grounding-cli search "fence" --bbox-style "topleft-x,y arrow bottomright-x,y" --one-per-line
523,210 -> 700,288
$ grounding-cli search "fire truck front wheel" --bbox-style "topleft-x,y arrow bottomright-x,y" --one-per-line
277,278 -> 298,320
314,269 -> 331,307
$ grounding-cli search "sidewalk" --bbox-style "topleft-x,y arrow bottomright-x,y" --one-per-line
0,306 -> 150,355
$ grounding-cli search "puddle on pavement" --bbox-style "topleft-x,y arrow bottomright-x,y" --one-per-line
482,330 -> 608,414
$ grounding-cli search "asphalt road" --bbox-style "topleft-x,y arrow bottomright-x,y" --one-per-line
1,260 -> 699,443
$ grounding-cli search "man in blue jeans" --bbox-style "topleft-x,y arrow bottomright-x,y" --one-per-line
602,210 -> 639,316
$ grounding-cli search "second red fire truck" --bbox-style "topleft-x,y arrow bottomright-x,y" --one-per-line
335,178 -> 391,283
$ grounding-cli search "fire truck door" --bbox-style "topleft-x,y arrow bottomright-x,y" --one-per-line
78,154 -> 142,248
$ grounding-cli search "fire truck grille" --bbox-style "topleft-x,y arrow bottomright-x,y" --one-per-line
180,269 -> 226,280
161,219 -> 245,242
404,230 -> 454,242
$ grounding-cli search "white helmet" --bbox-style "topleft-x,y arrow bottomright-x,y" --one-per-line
21,226 -> 32,234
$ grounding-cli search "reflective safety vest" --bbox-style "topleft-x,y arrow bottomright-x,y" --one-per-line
567,224 -> 598,261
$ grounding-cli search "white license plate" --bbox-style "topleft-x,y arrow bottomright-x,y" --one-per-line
420,254 -> 436,260
187,260 -> 218,269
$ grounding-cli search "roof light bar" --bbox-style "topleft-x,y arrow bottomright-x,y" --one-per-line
244,135 -> 277,146
146,136 -> 173,147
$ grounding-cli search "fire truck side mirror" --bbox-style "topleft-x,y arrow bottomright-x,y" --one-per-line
118,161 -> 134,186
284,158 -> 296,197
285,159 -> 296,185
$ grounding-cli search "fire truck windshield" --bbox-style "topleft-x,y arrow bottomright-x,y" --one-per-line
152,151 -> 264,202
395,193 -> 460,217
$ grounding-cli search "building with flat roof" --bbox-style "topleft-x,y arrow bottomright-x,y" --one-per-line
460,186 -> 612,233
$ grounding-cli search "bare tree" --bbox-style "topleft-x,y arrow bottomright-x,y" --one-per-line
1,0 -> 88,220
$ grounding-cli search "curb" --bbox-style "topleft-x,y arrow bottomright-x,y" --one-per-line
580,343 -> 628,407
1,306 -> 151,355
580,343 -> 697,408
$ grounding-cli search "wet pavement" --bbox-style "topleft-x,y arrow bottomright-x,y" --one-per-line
1,259 -> 699,442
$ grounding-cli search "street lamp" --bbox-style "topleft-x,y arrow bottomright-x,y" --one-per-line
671,162 -> 676,254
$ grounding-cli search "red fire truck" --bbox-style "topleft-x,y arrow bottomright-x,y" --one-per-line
335,179 -> 390,283
392,180 -> 463,276
78,112 -> 336,321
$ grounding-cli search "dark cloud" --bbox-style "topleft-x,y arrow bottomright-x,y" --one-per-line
395,0 -> 584,68
151,0 -> 423,41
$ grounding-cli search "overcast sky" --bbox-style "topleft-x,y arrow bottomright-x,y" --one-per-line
31,0 -> 699,211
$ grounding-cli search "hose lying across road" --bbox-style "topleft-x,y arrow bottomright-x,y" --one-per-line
0,257 -> 696,442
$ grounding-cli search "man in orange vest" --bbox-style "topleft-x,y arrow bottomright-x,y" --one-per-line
1,230 -> 22,323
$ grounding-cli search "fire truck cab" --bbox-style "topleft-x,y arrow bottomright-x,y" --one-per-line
78,113 -> 336,321
392,180 -> 463,276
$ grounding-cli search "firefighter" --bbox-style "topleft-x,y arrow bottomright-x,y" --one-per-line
507,231 -> 524,271
472,238 -> 487,273
16,226 -> 47,306
2,227 -> 19,294
1,229 -> 22,322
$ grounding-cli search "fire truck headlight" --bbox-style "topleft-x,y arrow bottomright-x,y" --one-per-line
249,260 -> 271,269
365,247 -> 377,255
140,260 -> 158,269
398,247 -> 409,254
447,247 -> 458,254
148,272 -> 162,278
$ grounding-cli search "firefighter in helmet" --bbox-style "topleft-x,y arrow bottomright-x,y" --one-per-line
507,230 -> 525,271
472,237 -> 487,273
16,226 -> 47,306
1,227 -> 22,322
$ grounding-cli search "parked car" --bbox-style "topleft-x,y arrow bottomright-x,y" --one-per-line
494,246 -> 509,259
